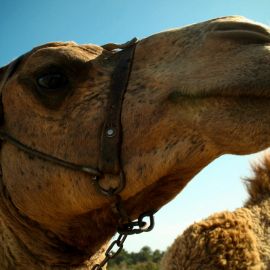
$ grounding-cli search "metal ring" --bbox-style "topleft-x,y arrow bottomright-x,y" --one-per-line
93,170 -> 126,197
138,211 -> 155,232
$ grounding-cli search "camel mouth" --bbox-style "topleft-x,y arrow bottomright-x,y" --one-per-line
208,21 -> 270,44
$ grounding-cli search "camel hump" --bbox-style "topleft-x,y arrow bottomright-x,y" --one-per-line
245,155 -> 270,205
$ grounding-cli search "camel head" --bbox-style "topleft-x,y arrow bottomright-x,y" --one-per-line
0,15 -> 270,267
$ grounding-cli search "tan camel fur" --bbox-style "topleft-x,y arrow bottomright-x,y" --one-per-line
1,16 -> 270,269
161,154 -> 270,270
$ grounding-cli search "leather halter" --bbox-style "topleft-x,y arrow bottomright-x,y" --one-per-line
0,38 -> 138,196
0,40 -> 156,270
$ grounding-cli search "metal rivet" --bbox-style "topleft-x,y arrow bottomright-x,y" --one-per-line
106,128 -> 116,138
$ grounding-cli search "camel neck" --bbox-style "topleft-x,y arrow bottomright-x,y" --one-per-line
0,177 -> 110,269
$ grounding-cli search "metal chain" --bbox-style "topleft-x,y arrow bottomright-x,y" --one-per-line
91,232 -> 128,270
92,167 -> 156,269
92,210 -> 155,270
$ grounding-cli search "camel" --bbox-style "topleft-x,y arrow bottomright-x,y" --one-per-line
160,154 -> 270,270
0,15 -> 270,269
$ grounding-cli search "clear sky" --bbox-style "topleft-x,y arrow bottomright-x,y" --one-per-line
1,0 -> 270,252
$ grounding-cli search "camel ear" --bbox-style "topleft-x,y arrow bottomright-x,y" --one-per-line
0,55 -> 26,123
0,60 -> 20,123
0,65 -> 9,90
0,66 -> 5,80
0,65 -> 10,124
0,58 -> 22,92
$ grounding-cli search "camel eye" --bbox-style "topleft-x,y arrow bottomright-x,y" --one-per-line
37,73 -> 68,91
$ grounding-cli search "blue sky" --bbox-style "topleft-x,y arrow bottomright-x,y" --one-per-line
1,0 -> 270,252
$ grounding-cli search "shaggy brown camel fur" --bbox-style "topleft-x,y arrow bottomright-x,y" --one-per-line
1,15 -> 270,269
161,155 -> 270,270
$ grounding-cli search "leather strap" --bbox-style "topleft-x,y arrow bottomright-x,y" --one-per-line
99,42 -> 137,175
0,131 -> 102,176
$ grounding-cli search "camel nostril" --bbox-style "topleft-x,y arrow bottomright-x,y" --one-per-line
212,22 -> 269,34
207,21 -> 270,44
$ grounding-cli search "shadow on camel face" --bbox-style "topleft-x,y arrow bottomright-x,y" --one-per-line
0,15 -> 270,264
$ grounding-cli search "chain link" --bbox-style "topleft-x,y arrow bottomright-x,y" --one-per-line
117,211 -> 155,235
92,211 -> 155,270
92,233 -> 127,270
